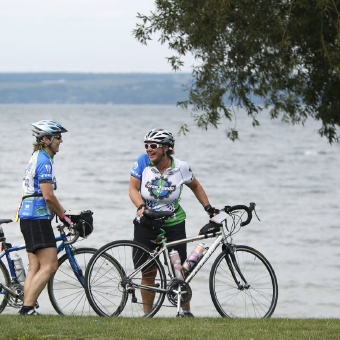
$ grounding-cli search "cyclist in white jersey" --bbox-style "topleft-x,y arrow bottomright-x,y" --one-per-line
129,128 -> 217,317
17,120 -> 72,315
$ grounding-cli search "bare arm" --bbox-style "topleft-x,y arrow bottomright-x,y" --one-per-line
129,175 -> 145,216
186,178 -> 210,209
40,182 -> 65,218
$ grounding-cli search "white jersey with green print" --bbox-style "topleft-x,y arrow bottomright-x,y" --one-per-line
130,154 -> 194,226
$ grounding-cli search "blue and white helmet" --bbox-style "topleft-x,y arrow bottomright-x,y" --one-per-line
31,120 -> 68,140
144,128 -> 175,149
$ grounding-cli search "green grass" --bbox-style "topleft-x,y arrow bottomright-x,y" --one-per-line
0,316 -> 340,339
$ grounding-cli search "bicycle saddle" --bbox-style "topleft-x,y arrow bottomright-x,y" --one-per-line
144,210 -> 173,219
0,219 -> 13,225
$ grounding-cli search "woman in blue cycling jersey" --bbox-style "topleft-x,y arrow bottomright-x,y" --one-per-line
17,120 -> 72,315
129,128 -> 216,317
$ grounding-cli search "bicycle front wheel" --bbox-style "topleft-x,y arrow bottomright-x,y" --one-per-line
210,245 -> 278,318
0,260 -> 10,314
47,247 -> 98,316
85,240 -> 167,317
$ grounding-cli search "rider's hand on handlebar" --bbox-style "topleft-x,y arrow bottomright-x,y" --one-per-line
204,204 -> 219,218
136,203 -> 146,218
59,214 -> 73,228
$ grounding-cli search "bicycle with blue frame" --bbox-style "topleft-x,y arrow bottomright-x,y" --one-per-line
0,210 -> 97,315
84,202 -> 278,318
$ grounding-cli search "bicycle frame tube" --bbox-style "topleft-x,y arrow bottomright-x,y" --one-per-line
55,235 -> 65,254
1,234 -> 65,281
64,245 -> 86,286
127,242 -> 185,294
0,245 -> 26,279
165,232 -> 222,248
128,231 -> 225,294
157,231 -> 224,283
55,232 -> 87,286
127,248 -> 168,294
0,228 -> 79,301
184,235 -> 223,282
129,247 -> 165,278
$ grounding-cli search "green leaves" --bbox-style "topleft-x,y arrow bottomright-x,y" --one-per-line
134,0 -> 340,143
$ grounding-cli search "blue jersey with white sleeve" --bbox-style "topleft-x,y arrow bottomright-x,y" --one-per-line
18,149 -> 57,220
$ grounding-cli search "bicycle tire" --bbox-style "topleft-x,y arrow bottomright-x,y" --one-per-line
47,247 -> 98,316
209,245 -> 278,318
0,260 -> 10,314
85,240 -> 167,317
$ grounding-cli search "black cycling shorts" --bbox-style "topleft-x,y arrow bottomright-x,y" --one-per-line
20,219 -> 57,253
133,220 -> 187,268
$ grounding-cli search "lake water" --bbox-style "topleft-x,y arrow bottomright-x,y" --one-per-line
0,104 -> 339,318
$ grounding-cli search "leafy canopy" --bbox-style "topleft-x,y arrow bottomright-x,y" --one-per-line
134,0 -> 340,143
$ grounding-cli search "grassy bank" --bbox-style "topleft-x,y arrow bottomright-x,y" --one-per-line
1,316 -> 339,339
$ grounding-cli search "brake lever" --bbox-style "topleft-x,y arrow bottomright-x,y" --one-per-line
253,207 -> 261,221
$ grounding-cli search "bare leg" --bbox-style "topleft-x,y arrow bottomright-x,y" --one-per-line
23,247 -> 58,307
141,264 -> 157,314
182,303 -> 191,312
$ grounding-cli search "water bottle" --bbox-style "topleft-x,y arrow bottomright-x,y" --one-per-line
169,249 -> 184,280
182,243 -> 206,273
12,252 -> 26,284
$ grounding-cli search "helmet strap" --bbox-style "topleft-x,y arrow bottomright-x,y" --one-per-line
45,135 -> 54,146
42,136 -> 57,155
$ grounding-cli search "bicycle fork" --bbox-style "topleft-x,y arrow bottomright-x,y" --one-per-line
65,247 -> 85,287
223,244 -> 250,290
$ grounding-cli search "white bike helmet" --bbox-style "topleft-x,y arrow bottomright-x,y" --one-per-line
31,120 -> 68,140
144,128 -> 175,149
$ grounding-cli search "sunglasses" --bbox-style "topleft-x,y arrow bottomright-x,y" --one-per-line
53,134 -> 63,140
144,143 -> 163,150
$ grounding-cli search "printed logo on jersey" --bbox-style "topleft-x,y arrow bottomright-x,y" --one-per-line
45,164 -> 52,173
145,177 -> 176,199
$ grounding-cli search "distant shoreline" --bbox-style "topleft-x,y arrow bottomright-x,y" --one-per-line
0,73 -> 191,105
0,72 -> 264,105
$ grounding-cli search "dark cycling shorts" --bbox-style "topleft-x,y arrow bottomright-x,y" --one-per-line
133,220 -> 187,269
20,219 -> 57,253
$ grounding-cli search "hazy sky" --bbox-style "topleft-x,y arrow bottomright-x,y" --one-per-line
0,0 -> 194,73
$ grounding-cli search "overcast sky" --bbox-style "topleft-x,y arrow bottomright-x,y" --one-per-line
0,0 -> 194,73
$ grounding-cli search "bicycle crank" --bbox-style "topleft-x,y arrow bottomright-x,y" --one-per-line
1,282 -> 24,308
166,279 -> 192,307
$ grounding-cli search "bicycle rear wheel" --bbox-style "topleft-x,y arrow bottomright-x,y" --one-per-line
210,245 -> 278,318
85,240 -> 167,317
47,247 -> 97,315
0,260 -> 10,314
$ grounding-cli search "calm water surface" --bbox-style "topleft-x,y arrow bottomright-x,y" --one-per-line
0,105 -> 339,317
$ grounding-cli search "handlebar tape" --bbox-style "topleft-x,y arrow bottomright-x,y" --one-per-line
224,203 -> 255,227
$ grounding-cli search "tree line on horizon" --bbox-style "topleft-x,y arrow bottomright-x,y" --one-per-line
0,73 -> 192,105
0,72 -> 264,107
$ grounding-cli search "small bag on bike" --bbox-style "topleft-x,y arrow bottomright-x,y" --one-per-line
133,215 -> 163,230
198,222 -> 221,236
68,210 -> 94,238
